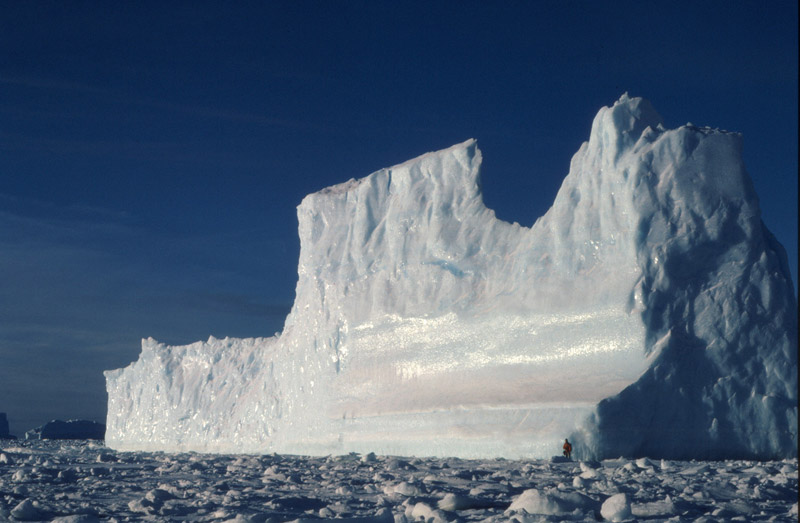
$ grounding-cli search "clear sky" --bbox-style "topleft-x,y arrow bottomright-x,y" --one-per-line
1,1 -> 797,434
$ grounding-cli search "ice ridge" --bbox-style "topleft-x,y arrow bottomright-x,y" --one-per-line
105,95 -> 797,459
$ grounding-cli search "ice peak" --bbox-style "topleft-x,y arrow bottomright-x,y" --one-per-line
610,93 -> 663,129
589,94 -> 664,162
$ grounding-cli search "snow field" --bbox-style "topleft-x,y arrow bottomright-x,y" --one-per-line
1,440 -> 798,522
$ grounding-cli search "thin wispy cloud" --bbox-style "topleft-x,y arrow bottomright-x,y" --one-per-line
1,72 -> 332,133
134,98 -> 334,132
0,74 -> 111,94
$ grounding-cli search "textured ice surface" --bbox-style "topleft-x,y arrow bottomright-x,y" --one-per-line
105,95 -> 797,459
1,441 -> 797,522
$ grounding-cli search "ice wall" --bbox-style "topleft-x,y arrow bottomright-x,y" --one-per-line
105,95 -> 797,459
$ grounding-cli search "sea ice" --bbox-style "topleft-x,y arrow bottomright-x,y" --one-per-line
1,441 -> 796,522
105,94 -> 797,459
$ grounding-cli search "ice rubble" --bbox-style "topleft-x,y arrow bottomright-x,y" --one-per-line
105,94 -> 797,459
1,442 -> 797,521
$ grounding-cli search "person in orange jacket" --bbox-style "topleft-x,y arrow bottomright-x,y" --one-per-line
563,438 -> 572,459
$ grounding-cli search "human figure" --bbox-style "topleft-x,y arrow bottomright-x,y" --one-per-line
562,438 -> 572,459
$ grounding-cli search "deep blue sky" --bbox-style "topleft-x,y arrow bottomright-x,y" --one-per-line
1,1 -> 796,434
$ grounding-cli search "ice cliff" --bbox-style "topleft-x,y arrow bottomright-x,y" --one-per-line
105,95 -> 797,459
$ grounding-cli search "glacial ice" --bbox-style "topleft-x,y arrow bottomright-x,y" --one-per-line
105,94 -> 797,459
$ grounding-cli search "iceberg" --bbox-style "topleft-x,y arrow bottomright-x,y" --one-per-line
105,95 -> 797,459
0,412 -> 10,439
24,419 -> 106,441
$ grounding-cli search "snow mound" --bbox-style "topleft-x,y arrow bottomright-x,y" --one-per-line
601,493 -> 632,522
105,94 -> 797,459
506,488 -> 598,516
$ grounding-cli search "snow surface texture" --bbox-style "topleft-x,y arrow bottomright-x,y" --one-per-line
105,95 -> 797,459
0,441 -> 797,522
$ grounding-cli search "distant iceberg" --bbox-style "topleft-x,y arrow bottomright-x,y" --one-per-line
0,412 -> 11,439
25,419 -> 106,440
105,95 -> 797,459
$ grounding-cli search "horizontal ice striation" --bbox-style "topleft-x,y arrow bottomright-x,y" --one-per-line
105,94 -> 797,459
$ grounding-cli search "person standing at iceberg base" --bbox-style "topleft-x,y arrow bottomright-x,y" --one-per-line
563,439 -> 572,459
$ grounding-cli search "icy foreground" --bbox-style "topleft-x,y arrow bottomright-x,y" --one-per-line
0,442 -> 798,522
105,95 -> 797,459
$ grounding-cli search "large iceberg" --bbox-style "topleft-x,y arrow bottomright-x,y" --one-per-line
105,95 -> 797,459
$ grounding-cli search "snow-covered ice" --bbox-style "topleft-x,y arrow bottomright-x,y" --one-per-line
105,94 -> 797,459
0,441 -> 797,522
